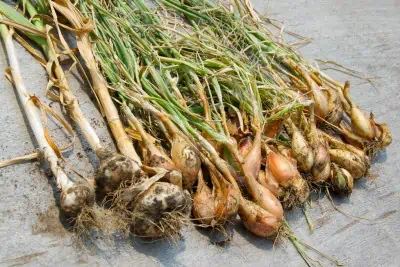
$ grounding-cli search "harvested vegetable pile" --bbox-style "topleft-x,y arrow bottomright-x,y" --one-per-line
0,0 -> 392,264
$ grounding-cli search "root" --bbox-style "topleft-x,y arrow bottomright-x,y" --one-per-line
281,179 -> 310,209
112,179 -> 192,239
130,208 -> 191,239
72,205 -> 130,245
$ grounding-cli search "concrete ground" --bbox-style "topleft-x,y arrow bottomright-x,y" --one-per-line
0,0 -> 399,266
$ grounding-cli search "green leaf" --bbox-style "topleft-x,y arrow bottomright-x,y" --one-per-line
0,1 -> 46,47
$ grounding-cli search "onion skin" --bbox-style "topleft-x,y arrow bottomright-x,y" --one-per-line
257,170 -> 281,198
60,184 -> 95,216
329,149 -> 367,179
376,123 -> 392,148
350,108 -> 376,140
171,135 -> 201,189
142,145 -> 183,188
312,88 -> 330,120
343,81 -> 376,140
227,117 -> 241,137
239,136 -> 253,157
266,149 -> 310,207
243,130 -> 262,181
287,120 -> 314,172
193,171 -> 216,226
214,178 -> 240,223
277,145 -> 295,162
330,163 -> 354,195
339,122 -> 366,149
263,119 -> 282,138
326,88 -> 344,126
238,198 -> 282,237
311,144 -> 331,183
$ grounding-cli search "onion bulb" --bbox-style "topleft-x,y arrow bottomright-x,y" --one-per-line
312,87 -> 330,120
257,170 -> 282,198
267,149 -> 299,188
311,144 -> 331,182
343,81 -> 376,140
213,171 -> 240,223
326,88 -> 344,125
307,103 -> 331,183
286,119 -> 314,172
329,149 -> 367,179
193,170 -> 216,226
266,147 -> 310,207
238,197 -> 282,237
330,163 -> 354,195
171,134 -> 201,189
243,130 -> 262,181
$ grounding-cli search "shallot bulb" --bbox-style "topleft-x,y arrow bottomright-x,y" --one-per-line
266,148 -> 310,207
307,103 -> 331,183
312,144 -> 331,183
312,87 -> 329,120
343,81 -> 376,140
325,88 -> 344,126
330,163 -> 354,195
171,134 -> 201,189
329,149 -> 368,179
257,170 -> 282,198
193,170 -> 216,226
287,119 -> 314,172
238,197 -> 282,237
213,172 -> 240,223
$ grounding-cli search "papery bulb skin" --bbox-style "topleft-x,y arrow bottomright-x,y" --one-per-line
329,149 -> 367,179
238,198 -> 282,238
171,135 -> 201,189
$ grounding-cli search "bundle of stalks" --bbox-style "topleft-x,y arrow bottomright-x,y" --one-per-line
0,0 -> 392,264
0,20 -> 95,217
0,0 -> 192,239
78,0 -> 294,238
159,0 -> 391,188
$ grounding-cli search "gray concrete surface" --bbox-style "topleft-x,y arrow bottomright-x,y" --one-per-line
0,0 -> 399,266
